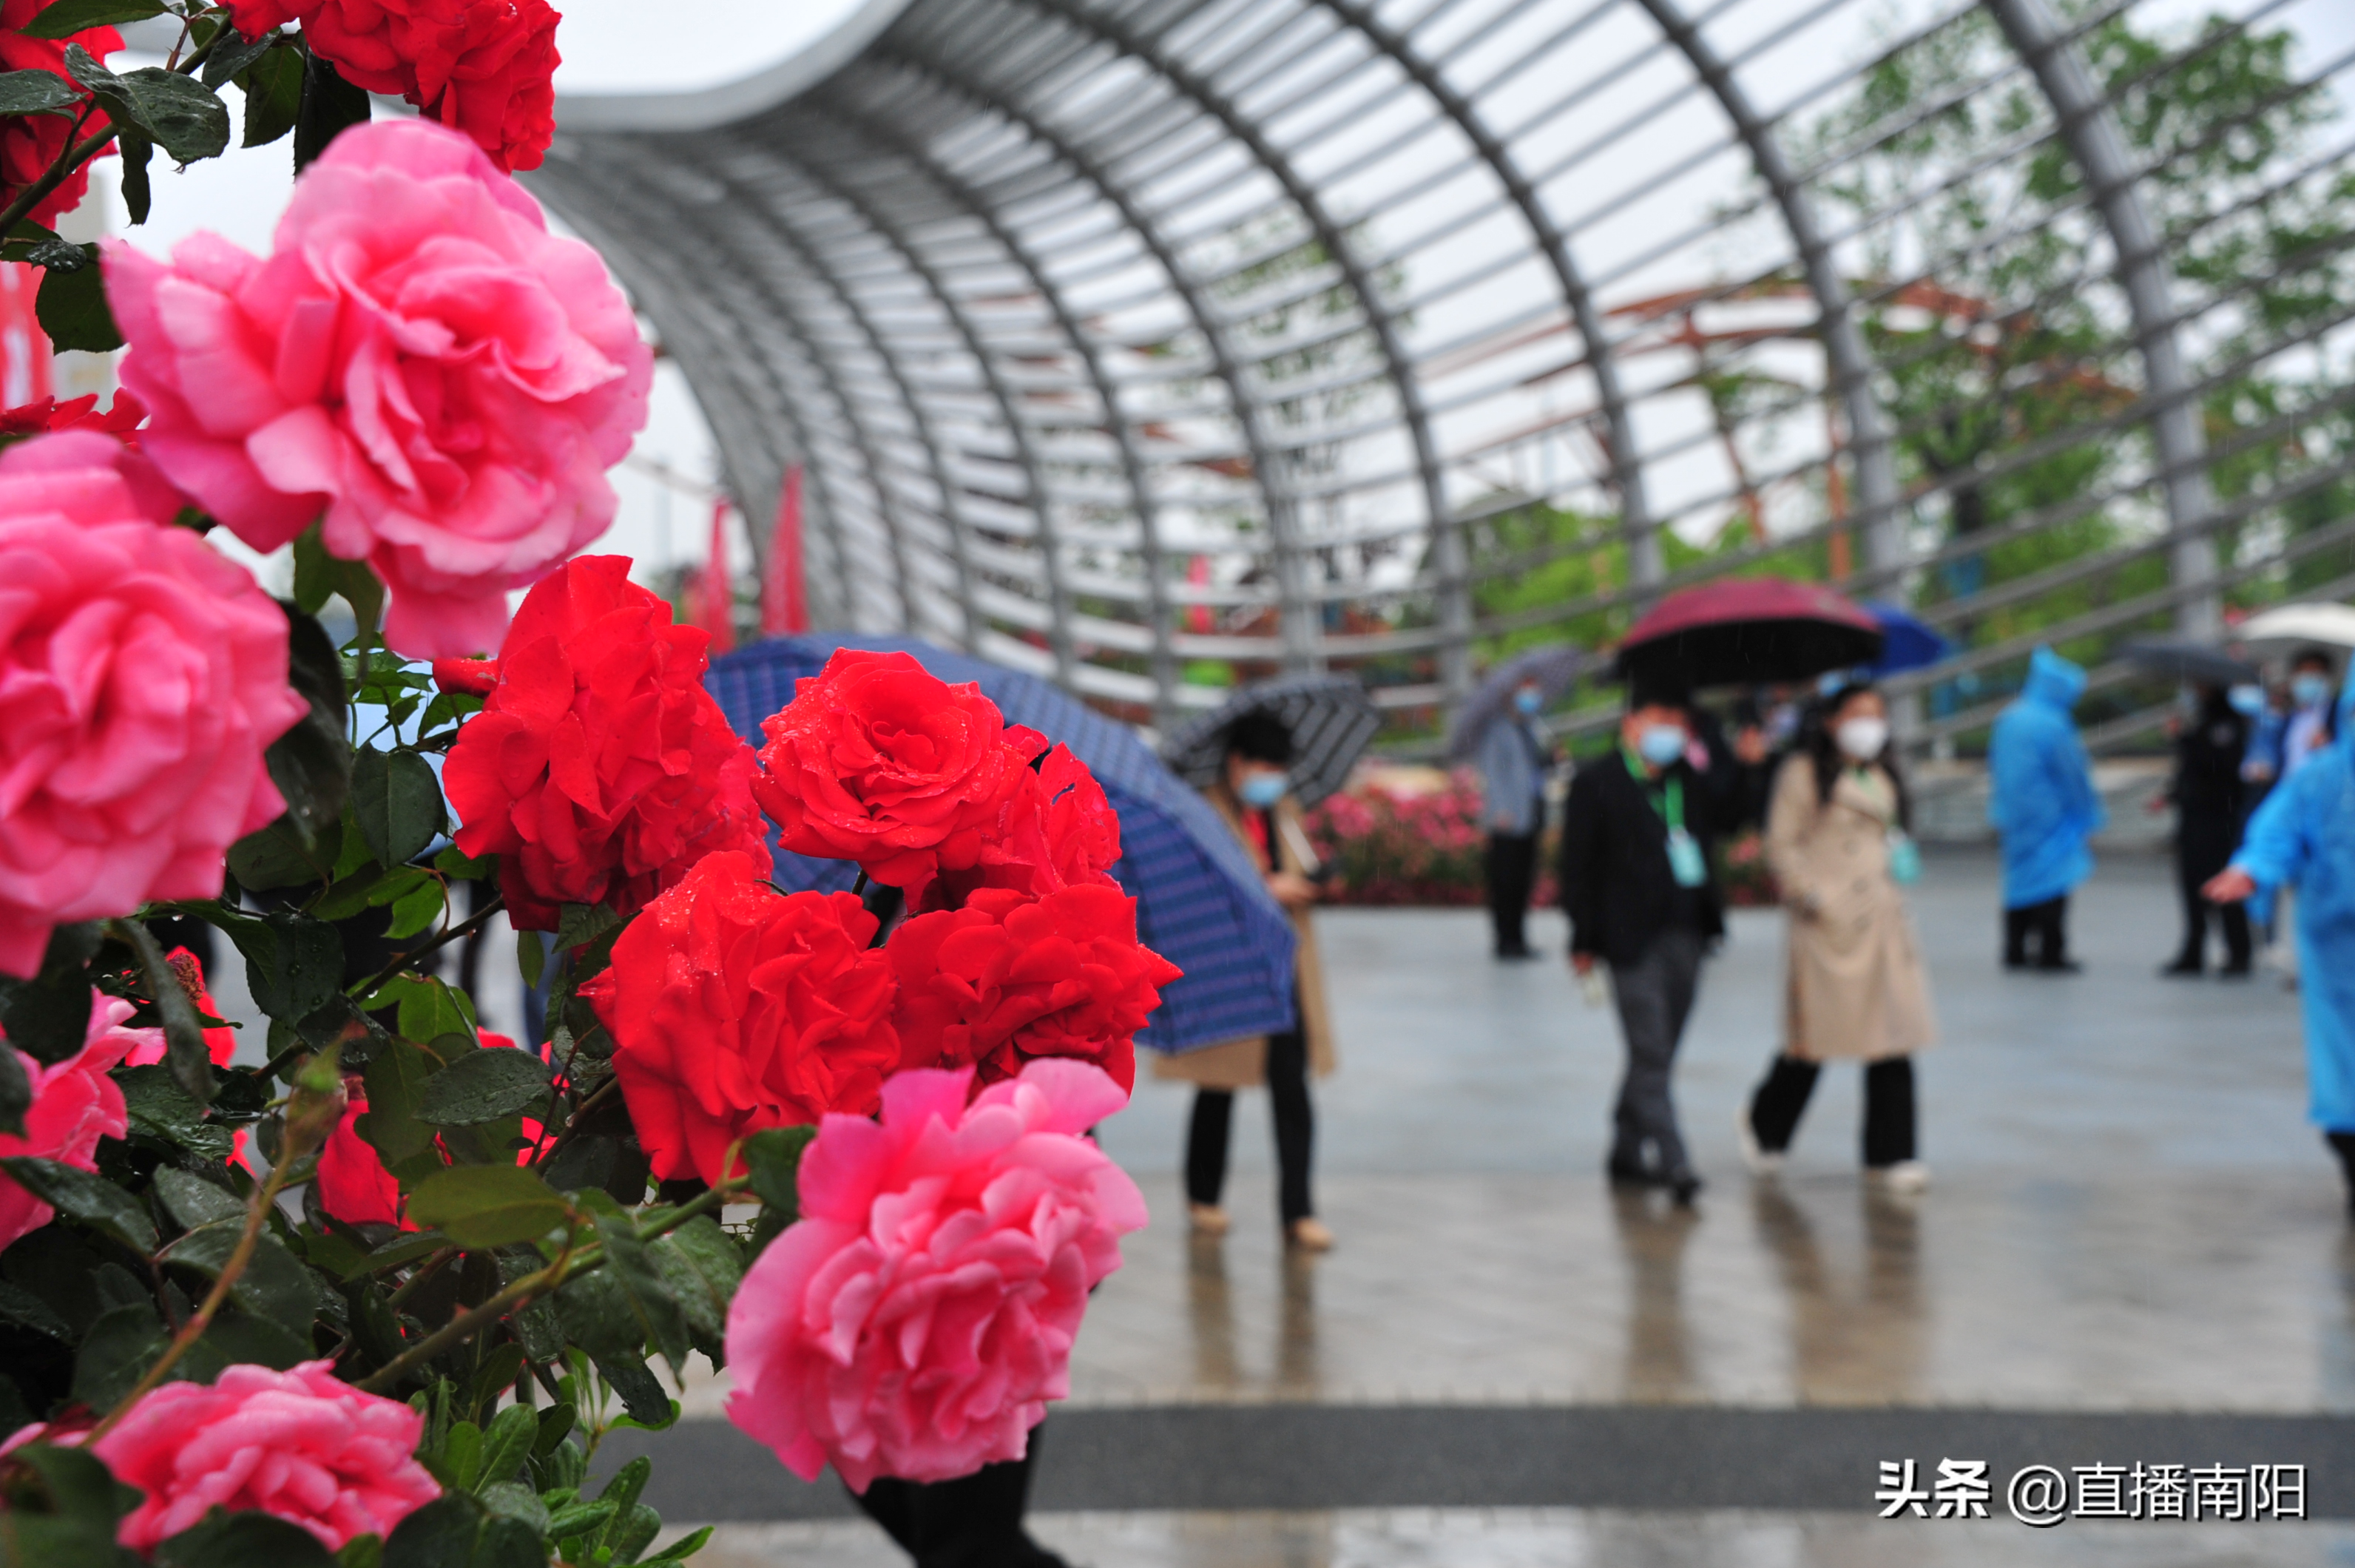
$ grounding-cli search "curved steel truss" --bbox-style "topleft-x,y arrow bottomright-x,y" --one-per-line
532,0 -> 2355,743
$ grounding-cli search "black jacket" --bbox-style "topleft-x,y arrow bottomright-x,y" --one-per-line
1559,750 -> 1726,966
2170,701 -> 2248,822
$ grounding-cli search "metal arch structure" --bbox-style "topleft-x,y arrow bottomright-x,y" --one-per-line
535,0 -> 2355,744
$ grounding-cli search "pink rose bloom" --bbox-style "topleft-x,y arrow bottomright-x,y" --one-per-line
724,1059 -> 1146,1492
0,431 -> 308,978
77,1360 -> 440,1550
0,992 -> 149,1253
103,118 -> 653,660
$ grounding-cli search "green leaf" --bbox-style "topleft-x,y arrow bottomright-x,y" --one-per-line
405,1166 -> 568,1249
152,1166 -> 246,1231
292,522 -> 385,633
337,1535 -> 385,1568
379,1490 -> 540,1568
515,927 -> 545,993
0,1277 -> 72,1340
608,1504 -> 663,1564
740,1125 -> 814,1219
314,864 -> 421,924
183,1309 -> 313,1374
543,1498 -> 614,1542
0,68 -> 81,114
442,1419 -> 483,1491
203,905 -> 343,1027
651,1217 -> 743,1358
18,0 -> 168,38
553,902 -> 621,954
0,1156 -> 157,1254
267,604 -> 355,848
163,1223 -> 320,1340
359,1040 -> 444,1186
294,991 -> 391,1066
154,1509 -> 339,1568
0,1034 -> 29,1141
346,1227 -> 447,1280
1,1444 -> 143,1567
639,1524 -> 714,1564
416,1047 -> 553,1128
542,1132 -> 649,1207
475,1481 -> 546,1535
71,1302 -> 166,1408
35,251 -> 120,351
64,47 -> 230,164
118,128 -> 151,224
227,816 -> 338,893
576,1194 -> 690,1376
200,26 -> 275,89
119,1071 -> 236,1160
433,843 -> 496,882
374,974 -> 475,1049
292,47 -> 369,173
0,921 -> 99,1068
472,1403 -> 538,1496
384,873 -> 447,942
115,917 -> 214,1108
239,40 -> 301,148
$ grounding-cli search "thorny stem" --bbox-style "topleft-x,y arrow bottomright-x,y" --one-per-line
356,1231 -> 579,1395
530,1076 -> 620,1170
350,891 -> 505,1001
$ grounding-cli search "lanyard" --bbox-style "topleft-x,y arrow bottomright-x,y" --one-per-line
1621,746 -> 1683,831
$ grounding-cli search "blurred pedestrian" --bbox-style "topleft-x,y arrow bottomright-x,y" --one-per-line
1154,712 -> 1337,1251
1561,677 -> 1723,1205
1476,675 -> 1555,959
2282,649 -> 2339,781
1988,646 -> 2104,973
2160,685 -> 2251,978
1738,683 -> 1935,1191
2204,688 -> 2355,1215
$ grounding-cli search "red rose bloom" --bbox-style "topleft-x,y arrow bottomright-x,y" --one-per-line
0,0 -> 118,229
444,555 -> 768,932
889,884 -> 1180,1096
0,391 -> 144,447
752,650 -> 1039,892
227,0 -> 558,173
912,744 -> 1124,913
582,851 -> 900,1186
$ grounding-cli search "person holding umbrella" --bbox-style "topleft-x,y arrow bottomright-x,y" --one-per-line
1561,675 -> 1726,1205
1988,647 -> 2104,972
1451,647 -> 1581,959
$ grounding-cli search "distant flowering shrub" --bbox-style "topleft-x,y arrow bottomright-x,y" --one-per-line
1302,770 -> 1558,907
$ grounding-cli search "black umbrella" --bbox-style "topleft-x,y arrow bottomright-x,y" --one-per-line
2119,638 -> 2258,688
1160,673 -> 1382,809
1445,644 -> 1587,761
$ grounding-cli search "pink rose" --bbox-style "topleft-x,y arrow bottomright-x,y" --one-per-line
724,1059 -> 1146,1491
87,1360 -> 441,1550
0,432 -> 308,977
0,992 -> 147,1253
103,118 -> 653,659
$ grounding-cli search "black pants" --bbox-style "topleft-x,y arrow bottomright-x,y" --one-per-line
1485,830 -> 1539,954
849,1433 -> 1048,1568
1748,1053 -> 1917,1167
1608,928 -> 1705,1178
1186,1027 -> 1314,1223
2173,814 -> 2251,970
2003,896 -> 2070,968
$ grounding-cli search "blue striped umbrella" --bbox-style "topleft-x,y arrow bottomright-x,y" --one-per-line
706,635 -> 1298,1055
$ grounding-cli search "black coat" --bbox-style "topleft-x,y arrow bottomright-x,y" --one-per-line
2171,701 -> 2248,823
1559,751 -> 1726,966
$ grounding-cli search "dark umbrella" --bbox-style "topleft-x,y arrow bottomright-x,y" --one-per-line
1614,577 -> 1884,689
2120,638 -> 2259,688
706,635 -> 1298,1056
1444,644 -> 1587,762
1865,601 -> 1953,676
1159,673 -> 1382,810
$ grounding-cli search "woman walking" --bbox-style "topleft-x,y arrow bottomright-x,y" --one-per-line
1739,683 -> 1937,1190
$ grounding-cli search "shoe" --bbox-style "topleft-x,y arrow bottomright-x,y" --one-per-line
1606,1156 -> 1656,1189
1735,1107 -> 1785,1176
1188,1203 -> 1230,1235
1286,1216 -> 1334,1251
1666,1170 -> 1703,1207
1868,1160 -> 1931,1194
2035,959 -> 2084,974
2219,962 -> 2254,979
2160,958 -> 2203,978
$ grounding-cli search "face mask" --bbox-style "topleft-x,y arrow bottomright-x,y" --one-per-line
1237,771 -> 1287,808
1635,724 -> 1687,767
2229,684 -> 2266,717
1513,688 -> 1542,716
1835,716 -> 1889,760
2293,673 -> 2332,709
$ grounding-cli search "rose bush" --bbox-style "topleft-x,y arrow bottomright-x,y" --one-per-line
443,555 -> 768,930
227,0 -> 561,173
724,1060 -> 1147,1491
105,118 -> 653,659
0,0 -> 118,228
583,850 -> 902,1186
0,431 -> 308,976
0,992 -> 144,1251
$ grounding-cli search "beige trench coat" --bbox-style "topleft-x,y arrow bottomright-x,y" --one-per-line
1149,784 -> 1336,1090
1766,754 -> 1936,1062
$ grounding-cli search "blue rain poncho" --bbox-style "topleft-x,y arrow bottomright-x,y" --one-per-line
1987,646 -> 2106,908
2230,689 -> 2355,1132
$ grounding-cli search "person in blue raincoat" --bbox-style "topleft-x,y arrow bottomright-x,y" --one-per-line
1987,646 -> 2106,972
2204,686 -> 2355,1214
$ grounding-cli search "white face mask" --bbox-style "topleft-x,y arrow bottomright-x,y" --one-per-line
1835,716 -> 1890,760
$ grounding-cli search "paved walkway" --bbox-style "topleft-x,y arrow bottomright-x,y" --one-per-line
639,850 -> 2355,1563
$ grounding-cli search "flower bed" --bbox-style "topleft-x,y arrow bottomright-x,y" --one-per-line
1301,768 -> 1560,908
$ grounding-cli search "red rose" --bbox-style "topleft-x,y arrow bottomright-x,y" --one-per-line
582,851 -> 900,1186
0,391 -> 143,447
317,1091 -> 408,1229
228,0 -> 557,173
444,555 -> 768,932
912,743 -> 1124,913
889,884 -> 1180,1096
752,650 -> 1039,891
0,0 -> 118,229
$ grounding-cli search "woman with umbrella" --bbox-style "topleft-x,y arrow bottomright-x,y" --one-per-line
1158,678 -> 1379,1251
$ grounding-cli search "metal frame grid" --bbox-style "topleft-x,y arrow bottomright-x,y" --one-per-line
531,0 -> 2355,745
